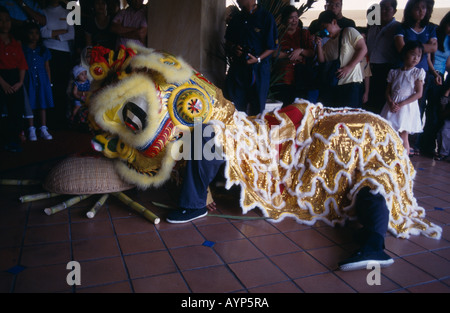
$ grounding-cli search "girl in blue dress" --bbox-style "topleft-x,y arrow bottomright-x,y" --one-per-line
22,22 -> 54,141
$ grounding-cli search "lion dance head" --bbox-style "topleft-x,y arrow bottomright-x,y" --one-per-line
88,43 -> 224,189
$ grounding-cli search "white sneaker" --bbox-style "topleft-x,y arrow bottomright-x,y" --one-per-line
28,126 -> 37,141
40,126 -> 53,140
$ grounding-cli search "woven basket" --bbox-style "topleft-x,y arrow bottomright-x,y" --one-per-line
43,156 -> 134,194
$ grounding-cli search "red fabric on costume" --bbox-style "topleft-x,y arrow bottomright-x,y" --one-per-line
264,105 -> 304,194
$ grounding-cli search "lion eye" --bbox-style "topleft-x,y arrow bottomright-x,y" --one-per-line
122,97 -> 148,134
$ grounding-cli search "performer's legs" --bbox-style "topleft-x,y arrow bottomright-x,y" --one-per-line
339,187 -> 394,271
167,125 -> 225,223
354,187 -> 389,251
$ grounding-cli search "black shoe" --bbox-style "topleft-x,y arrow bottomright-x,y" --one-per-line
338,250 -> 394,271
166,208 -> 208,224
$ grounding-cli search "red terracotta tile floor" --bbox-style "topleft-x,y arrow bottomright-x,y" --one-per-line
1,130 -> 450,293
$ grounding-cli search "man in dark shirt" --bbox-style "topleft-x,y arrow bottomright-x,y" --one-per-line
308,0 -> 356,35
224,0 -> 278,116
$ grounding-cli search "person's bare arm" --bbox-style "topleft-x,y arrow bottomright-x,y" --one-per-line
15,0 -> 46,26
337,37 -> 367,79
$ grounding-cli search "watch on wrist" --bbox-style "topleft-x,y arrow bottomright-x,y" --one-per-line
257,57 -> 261,63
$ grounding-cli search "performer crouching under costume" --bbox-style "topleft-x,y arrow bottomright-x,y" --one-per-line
88,44 -> 442,272
167,120 -> 392,271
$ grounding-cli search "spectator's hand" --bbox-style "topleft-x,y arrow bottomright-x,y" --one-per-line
435,74 -> 442,86
234,45 -> 243,58
336,65 -> 352,79
138,27 -> 147,41
246,53 -> 258,65
0,81 -> 10,94
390,102 -> 402,113
289,48 -> 304,63
10,82 -> 23,93
362,92 -> 369,105
387,99 -> 396,112
0,81 -> 18,95
278,50 -> 289,59
52,29 -> 68,40
314,36 -> 322,46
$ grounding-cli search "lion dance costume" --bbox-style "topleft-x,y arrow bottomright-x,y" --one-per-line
88,43 -> 441,240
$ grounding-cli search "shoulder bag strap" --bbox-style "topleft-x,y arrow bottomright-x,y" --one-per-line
338,27 -> 346,59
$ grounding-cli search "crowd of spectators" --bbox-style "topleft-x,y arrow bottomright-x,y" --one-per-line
224,0 -> 449,160
1,0 -> 449,162
0,0 -> 147,152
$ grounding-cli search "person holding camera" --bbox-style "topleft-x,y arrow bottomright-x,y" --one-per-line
224,0 -> 278,116
308,0 -> 356,35
315,10 -> 367,108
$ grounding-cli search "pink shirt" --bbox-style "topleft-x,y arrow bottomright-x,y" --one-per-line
113,6 -> 147,48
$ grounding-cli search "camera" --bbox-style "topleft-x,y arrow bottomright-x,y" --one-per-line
240,45 -> 256,60
285,48 -> 294,54
315,29 -> 330,38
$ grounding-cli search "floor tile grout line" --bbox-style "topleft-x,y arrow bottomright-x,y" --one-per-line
74,279 -> 131,292
397,252 -> 450,281
68,206 -> 77,293
189,220 -> 249,293
223,217 -> 338,292
400,277 -> 450,291
9,200 -> 32,293
151,221 -> 195,293
98,203 -> 136,293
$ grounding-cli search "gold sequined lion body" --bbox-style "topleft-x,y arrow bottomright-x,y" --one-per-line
88,43 -> 441,240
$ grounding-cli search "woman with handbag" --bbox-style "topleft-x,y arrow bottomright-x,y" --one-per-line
315,10 -> 367,108
272,5 -> 314,107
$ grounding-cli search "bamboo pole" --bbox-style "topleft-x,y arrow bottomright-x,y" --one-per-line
112,192 -> 160,224
151,201 -> 174,209
207,214 -> 269,220
1,179 -> 41,186
19,192 -> 61,203
44,195 -> 91,215
86,194 -> 109,218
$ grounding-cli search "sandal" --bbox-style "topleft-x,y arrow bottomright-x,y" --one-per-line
434,154 -> 449,161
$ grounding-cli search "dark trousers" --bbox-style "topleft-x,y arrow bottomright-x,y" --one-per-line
319,82 -> 363,109
0,69 -> 25,145
178,124 -> 225,209
178,126 -> 389,252
225,61 -> 271,115
48,49 -> 72,129
419,72 -> 445,155
272,84 -> 296,107
366,63 -> 393,114
354,186 -> 389,251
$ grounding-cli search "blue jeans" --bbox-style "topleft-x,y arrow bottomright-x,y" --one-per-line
178,125 -> 225,209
